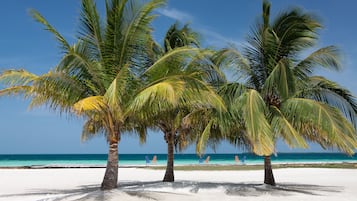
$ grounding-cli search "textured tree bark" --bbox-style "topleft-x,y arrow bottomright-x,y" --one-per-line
264,155 -> 276,186
163,131 -> 175,182
101,133 -> 119,190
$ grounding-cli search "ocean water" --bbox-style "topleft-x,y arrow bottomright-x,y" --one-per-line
0,153 -> 356,167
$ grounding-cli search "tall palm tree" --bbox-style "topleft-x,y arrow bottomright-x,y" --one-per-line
212,0 -> 357,186
129,23 -> 225,182
0,0 -> 167,190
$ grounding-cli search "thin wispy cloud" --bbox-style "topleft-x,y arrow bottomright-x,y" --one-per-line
157,8 -> 193,22
198,27 -> 243,48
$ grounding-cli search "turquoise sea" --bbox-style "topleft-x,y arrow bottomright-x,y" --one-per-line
0,153 -> 356,167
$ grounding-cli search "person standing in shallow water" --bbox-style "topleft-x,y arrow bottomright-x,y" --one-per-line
235,155 -> 240,164
145,155 -> 150,165
241,156 -> 246,164
205,156 -> 210,163
152,155 -> 157,164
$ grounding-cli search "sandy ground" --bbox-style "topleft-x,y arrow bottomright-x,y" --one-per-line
0,167 -> 356,201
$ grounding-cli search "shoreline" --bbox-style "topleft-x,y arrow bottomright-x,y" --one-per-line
1,162 -> 357,169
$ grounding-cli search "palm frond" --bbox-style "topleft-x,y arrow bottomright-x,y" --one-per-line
164,22 -> 200,52
298,76 -> 357,128
78,0 -> 103,60
195,49 -> 227,87
104,63 -> 133,111
129,78 -> 185,114
29,9 -> 70,52
294,46 -> 341,80
282,98 -> 357,155
181,76 -> 226,113
212,47 -> 251,81
196,120 -> 213,155
0,69 -> 38,86
73,96 -> 107,115
81,117 -> 106,142
270,106 -> 308,148
58,42 -> 106,94
218,82 -> 247,102
264,58 -> 295,99
105,0 -> 165,71
143,47 -> 200,77
0,69 -> 39,99
29,70 -> 85,112
271,6 -> 322,57
262,0 -> 270,29
137,126 -> 147,144
0,86 -> 33,97
239,89 -> 274,155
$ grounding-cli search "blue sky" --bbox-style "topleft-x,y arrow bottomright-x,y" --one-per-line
0,0 -> 356,154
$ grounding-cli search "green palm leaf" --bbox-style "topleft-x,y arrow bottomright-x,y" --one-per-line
212,47 -> 251,81
0,69 -> 38,86
271,5 -> 321,57
0,86 -> 33,97
143,47 -> 200,76
30,9 -> 70,52
0,69 -> 39,99
264,58 -> 295,99
105,0 -> 165,69
129,78 -> 185,114
294,46 -> 341,80
73,96 -> 107,115
270,106 -> 308,148
78,0 -> 103,60
282,98 -> 357,155
240,89 -> 274,155
196,119 -> 213,155
299,76 -> 357,128
81,117 -> 106,142
58,42 -> 105,94
29,70 -> 85,111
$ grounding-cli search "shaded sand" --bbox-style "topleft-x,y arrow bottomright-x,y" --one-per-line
0,167 -> 356,201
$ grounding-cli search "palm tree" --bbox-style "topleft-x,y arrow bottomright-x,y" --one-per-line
212,0 -> 357,186
0,0 -> 167,190
129,23 -> 225,182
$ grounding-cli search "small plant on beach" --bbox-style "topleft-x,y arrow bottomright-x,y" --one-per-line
209,0 -> 357,186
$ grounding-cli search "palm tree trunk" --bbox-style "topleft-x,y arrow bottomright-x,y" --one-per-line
101,132 -> 119,190
264,155 -> 276,186
163,131 -> 175,182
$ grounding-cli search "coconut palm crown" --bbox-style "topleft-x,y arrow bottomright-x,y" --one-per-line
129,23 -> 225,182
213,0 -> 357,185
0,0 -> 168,190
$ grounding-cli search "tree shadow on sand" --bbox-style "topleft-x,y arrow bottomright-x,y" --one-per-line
0,181 -> 343,200
0,185 -> 99,201
120,180 -> 343,197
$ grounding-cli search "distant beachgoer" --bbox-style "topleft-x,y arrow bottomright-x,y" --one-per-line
205,156 -> 210,164
235,155 -> 240,163
152,155 -> 157,164
199,157 -> 204,164
145,155 -> 150,165
241,155 -> 246,164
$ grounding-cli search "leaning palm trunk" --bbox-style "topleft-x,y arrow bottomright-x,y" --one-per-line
163,131 -> 175,182
101,132 -> 120,190
264,155 -> 275,186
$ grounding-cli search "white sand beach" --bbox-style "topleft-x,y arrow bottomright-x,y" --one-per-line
0,167 -> 356,201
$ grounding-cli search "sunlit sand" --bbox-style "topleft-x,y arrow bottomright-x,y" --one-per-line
0,167 -> 356,201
